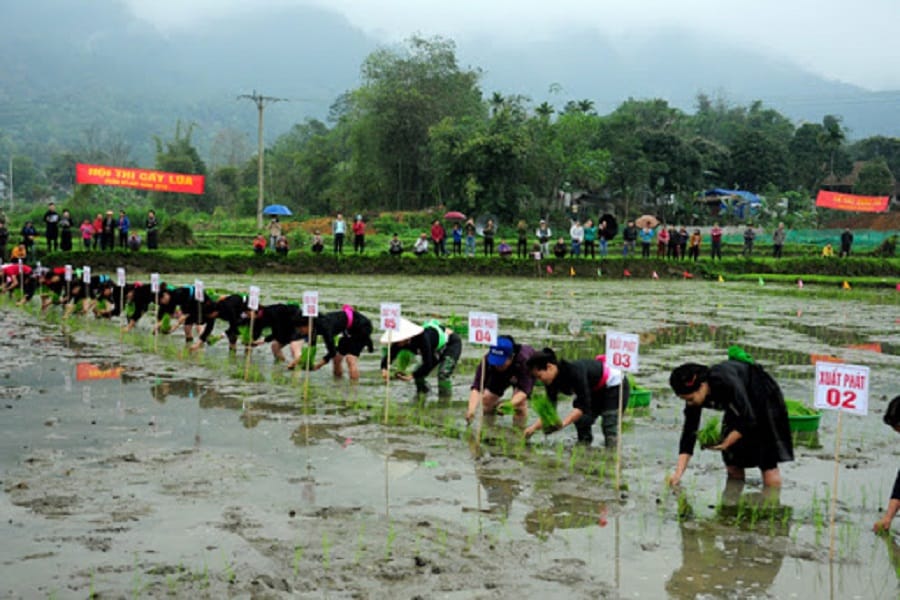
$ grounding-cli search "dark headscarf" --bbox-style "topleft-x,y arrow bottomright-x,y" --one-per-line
669,363 -> 709,395
885,395 -> 900,427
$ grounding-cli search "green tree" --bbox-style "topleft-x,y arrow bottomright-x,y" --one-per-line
727,129 -> 788,191
348,35 -> 484,210
818,114 -> 846,178
851,135 -> 900,181
152,121 -> 208,212
854,158 -> 895,196
789,122 -> 827,190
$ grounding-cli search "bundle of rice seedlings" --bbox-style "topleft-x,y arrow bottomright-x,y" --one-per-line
698,416 -> 722,447
532,394 -> 562,433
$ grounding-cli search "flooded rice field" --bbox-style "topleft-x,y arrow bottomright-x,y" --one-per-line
2,274 -> 900,599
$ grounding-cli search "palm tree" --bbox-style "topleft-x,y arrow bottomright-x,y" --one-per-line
490,92 -> 505,117
818,114 -> 845,177
535,102 -> 554,119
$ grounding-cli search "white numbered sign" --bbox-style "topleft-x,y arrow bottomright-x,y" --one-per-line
468,311 -> 498,345
150,273 -> 160,293
815,362 -> 869,416
64,265 -> 73,282
116,267 -> 126,287
605,330 -> 640,373
380,303 -> 401,332
302,290 -> 319,317
248,285 -> 261,311
82,266 -> 91,283
193,279 -> 204,301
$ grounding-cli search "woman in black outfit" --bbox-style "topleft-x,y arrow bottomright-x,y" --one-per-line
524,348 -> 630,448
668,359 -> 793,488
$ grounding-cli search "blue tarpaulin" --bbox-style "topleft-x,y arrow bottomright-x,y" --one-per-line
701,189 -> 761,218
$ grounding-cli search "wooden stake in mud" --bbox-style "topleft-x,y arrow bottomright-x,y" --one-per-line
615,384 -> 624,491
828,409 -> 843,562
150,273 -> 160,353
64,265 -> 72,318
17,259 -> 24,299
116,267 -> 126,341
384,330 -> 393,425
193,279 -> 204,345
244,285 -> 261,382
304,313 -> 314,405
813,361 -> 870,562
82,266 -> 91,316
301,291 -> 319,411
605,330 -> 639,493
474,358 -> 487,445
468,311 -> 498,446
379,303 -> 402,426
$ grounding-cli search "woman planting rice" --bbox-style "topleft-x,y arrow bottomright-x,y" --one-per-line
524,348 -> 630,448
668,358 -> 793,488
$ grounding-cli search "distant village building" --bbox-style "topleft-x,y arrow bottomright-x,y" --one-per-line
820,160 -> 899,203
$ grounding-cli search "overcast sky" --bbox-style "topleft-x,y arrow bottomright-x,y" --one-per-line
126,0 -> 900,91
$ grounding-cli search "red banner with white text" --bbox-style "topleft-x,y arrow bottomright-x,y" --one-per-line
76,163 -> 205,195
815,190 -> 888,213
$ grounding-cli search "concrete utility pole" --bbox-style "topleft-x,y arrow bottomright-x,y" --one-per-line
238,90 -> 286,229
8,156 -> 13,212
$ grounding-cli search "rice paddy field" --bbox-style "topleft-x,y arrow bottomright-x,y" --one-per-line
1,273 -> 899,599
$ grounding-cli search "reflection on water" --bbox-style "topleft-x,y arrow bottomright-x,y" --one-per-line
4,277 -> 900,598
784,322 -> 900,357
524,492 -> 611,539
150,378 -> 204,404
475,468 -> 522,517
667,481 -> 791,599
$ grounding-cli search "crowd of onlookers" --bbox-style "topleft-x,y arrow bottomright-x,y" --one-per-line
250,213 -> 857,261
0,204 -> 160,263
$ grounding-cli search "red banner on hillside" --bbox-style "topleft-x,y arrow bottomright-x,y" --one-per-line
76,163 -> 205,195
815,190 -> 888,213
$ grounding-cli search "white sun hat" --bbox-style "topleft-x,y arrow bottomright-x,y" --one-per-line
379,317 -> 424,344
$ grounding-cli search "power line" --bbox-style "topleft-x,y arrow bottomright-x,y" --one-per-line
238,90 -> 288,229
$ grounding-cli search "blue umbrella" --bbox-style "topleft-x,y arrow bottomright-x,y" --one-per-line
263,204 -> 292,216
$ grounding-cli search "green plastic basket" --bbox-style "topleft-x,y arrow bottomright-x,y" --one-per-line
629,386 -> 651,408
786,399 -> 822,433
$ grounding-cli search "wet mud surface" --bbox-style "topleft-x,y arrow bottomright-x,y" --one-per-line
1,275 -> 900,599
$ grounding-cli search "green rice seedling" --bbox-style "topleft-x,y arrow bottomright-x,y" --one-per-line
676,492 -> 693,522
292,545 -> 304,576
222,552 -> 236,584
354,524 -> 366,565
321,532 -> 331,569
568,443 -> 581,473
385,522 -> 396,559
131,553 -> 145,598
201,559 -> 210,589
436,527 -> 448,556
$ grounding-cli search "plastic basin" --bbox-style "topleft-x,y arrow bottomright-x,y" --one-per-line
785,399 -> 821,433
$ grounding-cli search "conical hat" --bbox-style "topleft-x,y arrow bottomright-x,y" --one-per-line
379,317 -> 423,344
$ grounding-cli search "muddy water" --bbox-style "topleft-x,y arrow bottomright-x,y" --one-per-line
1,275 -> 899,599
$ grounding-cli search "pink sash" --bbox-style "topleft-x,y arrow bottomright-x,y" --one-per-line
592,354 -> 611,390
341,304 -> 354,329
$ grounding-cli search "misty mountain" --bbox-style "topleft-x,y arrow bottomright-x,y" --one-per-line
2,0 -> 898,167
467,28 -> 899,138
